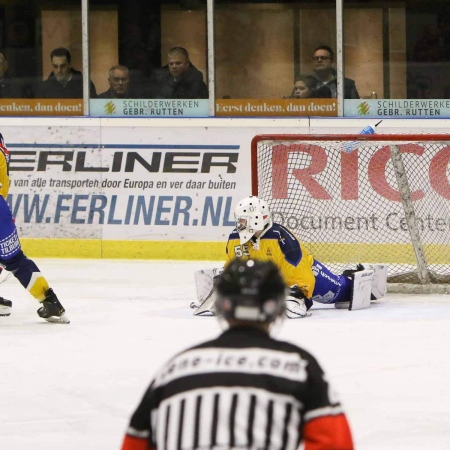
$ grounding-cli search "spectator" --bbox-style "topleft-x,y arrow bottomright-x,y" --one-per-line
150,47 -> 208,99
37,47 -> 97,98
121,259 -> 354,450
290,74 -> 329,99
312,45 -> 359,99
0,52 -> 22,98
98,65 -> 140,99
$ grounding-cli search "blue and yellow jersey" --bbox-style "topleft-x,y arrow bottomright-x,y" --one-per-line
0,133 -> 10,199
225,223 -> 316,297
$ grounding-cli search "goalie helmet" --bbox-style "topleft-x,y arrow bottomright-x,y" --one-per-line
234,195 -> 273,245
215,259 -> 286,323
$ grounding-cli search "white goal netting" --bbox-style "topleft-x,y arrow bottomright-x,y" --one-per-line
252,134 -> 450,293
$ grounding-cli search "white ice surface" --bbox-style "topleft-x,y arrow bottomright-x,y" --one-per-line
1,259 -> 450,450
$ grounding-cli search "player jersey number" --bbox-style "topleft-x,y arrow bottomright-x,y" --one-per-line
234,245 -> 250,258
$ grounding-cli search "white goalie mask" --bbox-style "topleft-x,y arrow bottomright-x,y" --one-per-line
234,196 -> 273,245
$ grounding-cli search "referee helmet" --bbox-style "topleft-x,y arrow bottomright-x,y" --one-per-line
215,259 -> 286,323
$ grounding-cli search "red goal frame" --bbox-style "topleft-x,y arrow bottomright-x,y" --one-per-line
250,133 -> 450,291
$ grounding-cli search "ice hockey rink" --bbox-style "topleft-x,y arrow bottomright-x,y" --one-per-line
1,258 -> 449,450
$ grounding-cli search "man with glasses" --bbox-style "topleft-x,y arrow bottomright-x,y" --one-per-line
312,45 -> 359,99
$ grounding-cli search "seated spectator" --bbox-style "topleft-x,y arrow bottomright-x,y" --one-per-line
0,52 -> 22,98
291,75 -> 316,98
98,65 -> 140,99
290,74 -> 329,99
312,45 -> 359,99
37,47 -> 97,98
150,47 -> 208,99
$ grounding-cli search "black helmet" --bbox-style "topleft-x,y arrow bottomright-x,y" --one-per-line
215,259 -> 286,323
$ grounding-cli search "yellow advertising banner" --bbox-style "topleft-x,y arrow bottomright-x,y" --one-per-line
0,99 -> 83,116
215,98 -> 338,117
0,98 -> 337,117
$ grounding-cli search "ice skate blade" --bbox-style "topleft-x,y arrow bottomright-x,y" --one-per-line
43,314 -> 70,324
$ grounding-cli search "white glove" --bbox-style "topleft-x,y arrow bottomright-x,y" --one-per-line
285,297 -> 312,318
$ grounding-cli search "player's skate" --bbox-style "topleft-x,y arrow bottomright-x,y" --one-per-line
37,288 -> 70,324
0,297 -> 12,316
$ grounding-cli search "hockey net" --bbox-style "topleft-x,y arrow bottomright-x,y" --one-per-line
251,134 -> 450,293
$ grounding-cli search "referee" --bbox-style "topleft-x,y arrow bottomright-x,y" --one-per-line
121,259 -> 354,450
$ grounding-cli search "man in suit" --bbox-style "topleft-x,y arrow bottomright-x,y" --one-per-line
38,47 -> 97,98
312,45 -> 359,99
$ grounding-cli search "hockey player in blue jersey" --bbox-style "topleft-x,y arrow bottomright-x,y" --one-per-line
0,133 -> 69,323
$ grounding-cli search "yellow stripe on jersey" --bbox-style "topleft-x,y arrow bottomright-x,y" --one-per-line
0,146 -> 10,199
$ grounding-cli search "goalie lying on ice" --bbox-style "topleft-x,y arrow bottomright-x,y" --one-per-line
193,195 -> 387,318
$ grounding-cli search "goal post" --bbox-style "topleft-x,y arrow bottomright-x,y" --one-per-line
251,133 -> 450,293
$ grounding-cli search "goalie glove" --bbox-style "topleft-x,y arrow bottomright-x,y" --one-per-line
286,285 -> 313,318
289,285 -> 313,310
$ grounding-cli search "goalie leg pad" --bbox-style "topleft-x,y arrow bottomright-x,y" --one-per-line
335,269 -> 374,310
193,291 -> 217,316
351,269 -> 374,310
193,267 -> 224,316
362,263 -> 388,299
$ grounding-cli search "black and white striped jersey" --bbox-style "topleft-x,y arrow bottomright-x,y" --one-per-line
122,327 -> 353,450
